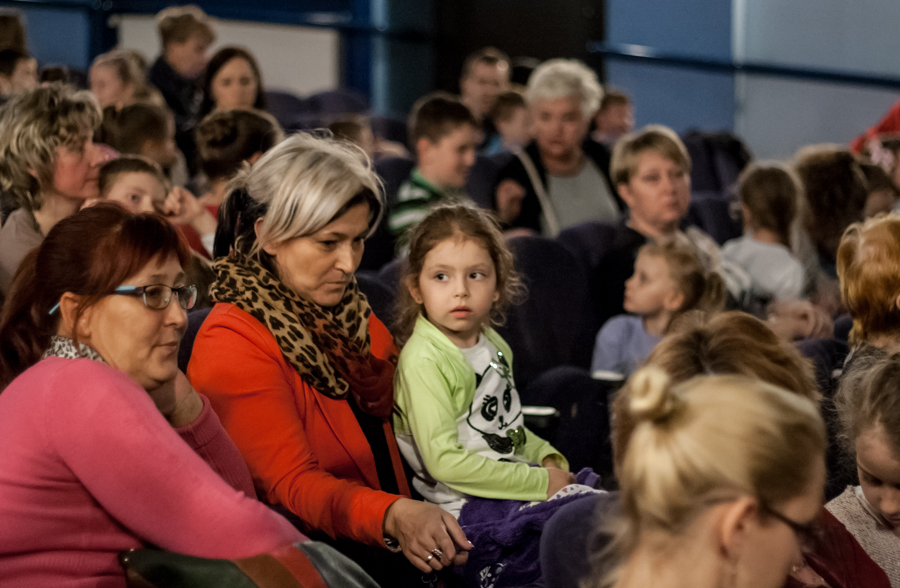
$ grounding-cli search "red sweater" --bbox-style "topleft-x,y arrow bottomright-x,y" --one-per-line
188,303 -> 410,547
850,97 -> 900,153
0,357 -> 303,588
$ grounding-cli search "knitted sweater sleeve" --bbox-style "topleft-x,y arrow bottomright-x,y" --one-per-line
44,359 -> 303,559
395,353 -> 550,501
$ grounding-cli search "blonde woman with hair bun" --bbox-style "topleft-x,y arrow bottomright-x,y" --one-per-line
599,366 -> 826,588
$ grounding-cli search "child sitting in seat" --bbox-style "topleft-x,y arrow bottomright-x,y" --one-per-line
591,239 -> 725,377
483,89 -> 530,156
387,92 -> 479,244
722,162 -> 805,302
393,204 -> 596,588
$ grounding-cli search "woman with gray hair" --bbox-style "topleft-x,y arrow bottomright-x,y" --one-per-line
189,132 -> 471,587
0,84 -> 107,296
493,58 -> 621,235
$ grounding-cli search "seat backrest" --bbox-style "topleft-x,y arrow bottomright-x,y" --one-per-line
264,90 -> 308,130
684,194 -> 743,245
556,221 -> 620,274
355,271 -> 397,328
178,307 -> 213,373
371,115 -> 408,146
374,156 -> 416,209
497,236 -> 598,390
466,154 -> 505,209
304,89 -> 369,117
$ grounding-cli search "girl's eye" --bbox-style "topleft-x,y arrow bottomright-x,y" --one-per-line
470,272 -> 485,279
129,194 -> 140,203
435,273 -> 448,281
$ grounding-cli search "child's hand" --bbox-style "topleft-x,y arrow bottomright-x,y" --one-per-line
546,467 -> 576,498
162,186 -> 201,226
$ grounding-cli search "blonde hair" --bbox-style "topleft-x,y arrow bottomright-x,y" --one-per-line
215,132 -> 383,259
837,213 -> 900,344
394,204 -> 525,346
595,367 -> 824,588
611,124 -> 691,186
157,5 -> 215,48
526,59 -> 603,119
637,238 -> 725,331
0,84 -> 101,211
611,311 -> 820,472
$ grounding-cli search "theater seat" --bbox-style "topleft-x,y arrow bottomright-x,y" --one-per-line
356,272 -> 397,328
556,221 -> 620,274
178,307 -> 213,373
264,90 -> 308,130
685,194 -> 743,245
374,156 -> 416,209
304,89 -> 369,118
498,236 -> 599,391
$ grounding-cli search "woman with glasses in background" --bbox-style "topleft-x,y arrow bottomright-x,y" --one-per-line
0,204 -> 309,587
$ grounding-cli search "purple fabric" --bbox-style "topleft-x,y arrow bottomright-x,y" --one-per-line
457,468 -> 598,588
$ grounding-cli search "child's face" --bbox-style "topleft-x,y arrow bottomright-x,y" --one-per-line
141,118 -> 178,168
623,252 -> 682,317
104,171 -> 168,214
411,236 -> 499,349
855,425 -> 900,528
496,106 -> 531,148
166,33 -> 210,79
594,103 -> 634,138
90,64 -> 132,109
418,124 -> 479,189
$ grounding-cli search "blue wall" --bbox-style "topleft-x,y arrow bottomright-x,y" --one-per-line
2,3 -> 92,69
604,0 -> 735,133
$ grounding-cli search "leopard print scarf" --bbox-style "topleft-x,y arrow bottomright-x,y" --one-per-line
210,251 -> 395,418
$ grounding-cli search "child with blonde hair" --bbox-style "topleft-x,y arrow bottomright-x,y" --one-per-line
722,162 -> 805,301
591,238 -> 725,377
394,204 -> 594,587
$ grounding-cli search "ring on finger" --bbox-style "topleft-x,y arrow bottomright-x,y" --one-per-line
426,554 -> 434,562
431,548 -> 443,560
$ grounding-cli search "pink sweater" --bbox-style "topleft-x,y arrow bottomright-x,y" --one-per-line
0,357 -> 304,588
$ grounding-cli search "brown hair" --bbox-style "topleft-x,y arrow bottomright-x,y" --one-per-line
836,214 -> 900,344
611,124 -> 691,186
637,238 -> 726,332
461,46 -> 510,80
156,5 -> 215,48
599,89 -> 630,111
97,103 -> 171,156
860,161 -> 899,196
394,204 -> 525,346
795,147 -> 867,264
98,155 -> 169,198
738,162 -> 801,248
407,91 -> 478,148
0,10 -> 26,53
0,203 -> 190,390
196,108 -> 282,180
835,346 -> 900,458
489,89 -> 526,123
611,311 -> 819,472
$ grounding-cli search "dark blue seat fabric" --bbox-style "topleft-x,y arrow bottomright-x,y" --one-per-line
520,365 -> 616,475
541,492 -> 620,588
264,90 -> 308,131
684,194 -> 743,245
178,307 -> 213,373
681,130 -> 751,196
498,236 -> 599,391
834,314 -> 853,342
371,115 -> 408,147
304,89 -> 369,117
555,221 -> 620,275
466,154 -> 506,210
356,271 -> 397,329
374,156 -> 416,208
376,257 -> 407,298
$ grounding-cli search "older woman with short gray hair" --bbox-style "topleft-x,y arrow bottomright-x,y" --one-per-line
190,132 -> 471,587
493,58 -> 621,236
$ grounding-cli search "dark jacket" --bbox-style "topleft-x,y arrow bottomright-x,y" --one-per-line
148,56 -> 201,168
492,139 -> 621,233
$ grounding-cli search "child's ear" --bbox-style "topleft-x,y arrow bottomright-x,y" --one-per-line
406,275 -> 423,305
416,137 -> 435,163
664,290 -> 685,312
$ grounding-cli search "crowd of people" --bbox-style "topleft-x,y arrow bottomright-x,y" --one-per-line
2,4 -> 900,588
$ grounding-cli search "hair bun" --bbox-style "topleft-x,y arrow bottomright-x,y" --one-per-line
197,112 -> 239,147
628,366 -> 679,422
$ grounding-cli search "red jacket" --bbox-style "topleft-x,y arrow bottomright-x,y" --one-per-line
188,303 -> 410,547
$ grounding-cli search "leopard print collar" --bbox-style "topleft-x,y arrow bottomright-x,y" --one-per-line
210,251 -> 393,414
42,336 -> 105,363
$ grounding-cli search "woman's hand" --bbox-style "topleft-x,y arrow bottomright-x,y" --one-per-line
148,370 -> 204,428
546,467 -> 575,498
382,498 -> 472,573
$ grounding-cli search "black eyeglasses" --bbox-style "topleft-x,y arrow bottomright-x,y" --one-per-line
114,284 -> 198,311
760,502 -> 821,549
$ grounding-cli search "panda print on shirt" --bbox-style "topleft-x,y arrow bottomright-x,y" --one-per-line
460,338 -> 527,460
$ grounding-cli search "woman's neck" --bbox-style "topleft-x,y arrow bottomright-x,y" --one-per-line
542,147 -> 585,177
749,227 -> 782,246
627,216 -> 678,242
33,193 -> 82,237
615,534 -> 724,588
642,310 -> 673,337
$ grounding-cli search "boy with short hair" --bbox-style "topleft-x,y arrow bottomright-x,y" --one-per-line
592,89 -> 634,147
388,92 -> 479,241
483,89 -> 529,155
0,49 -> 36,102
147,5 -> 215,168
